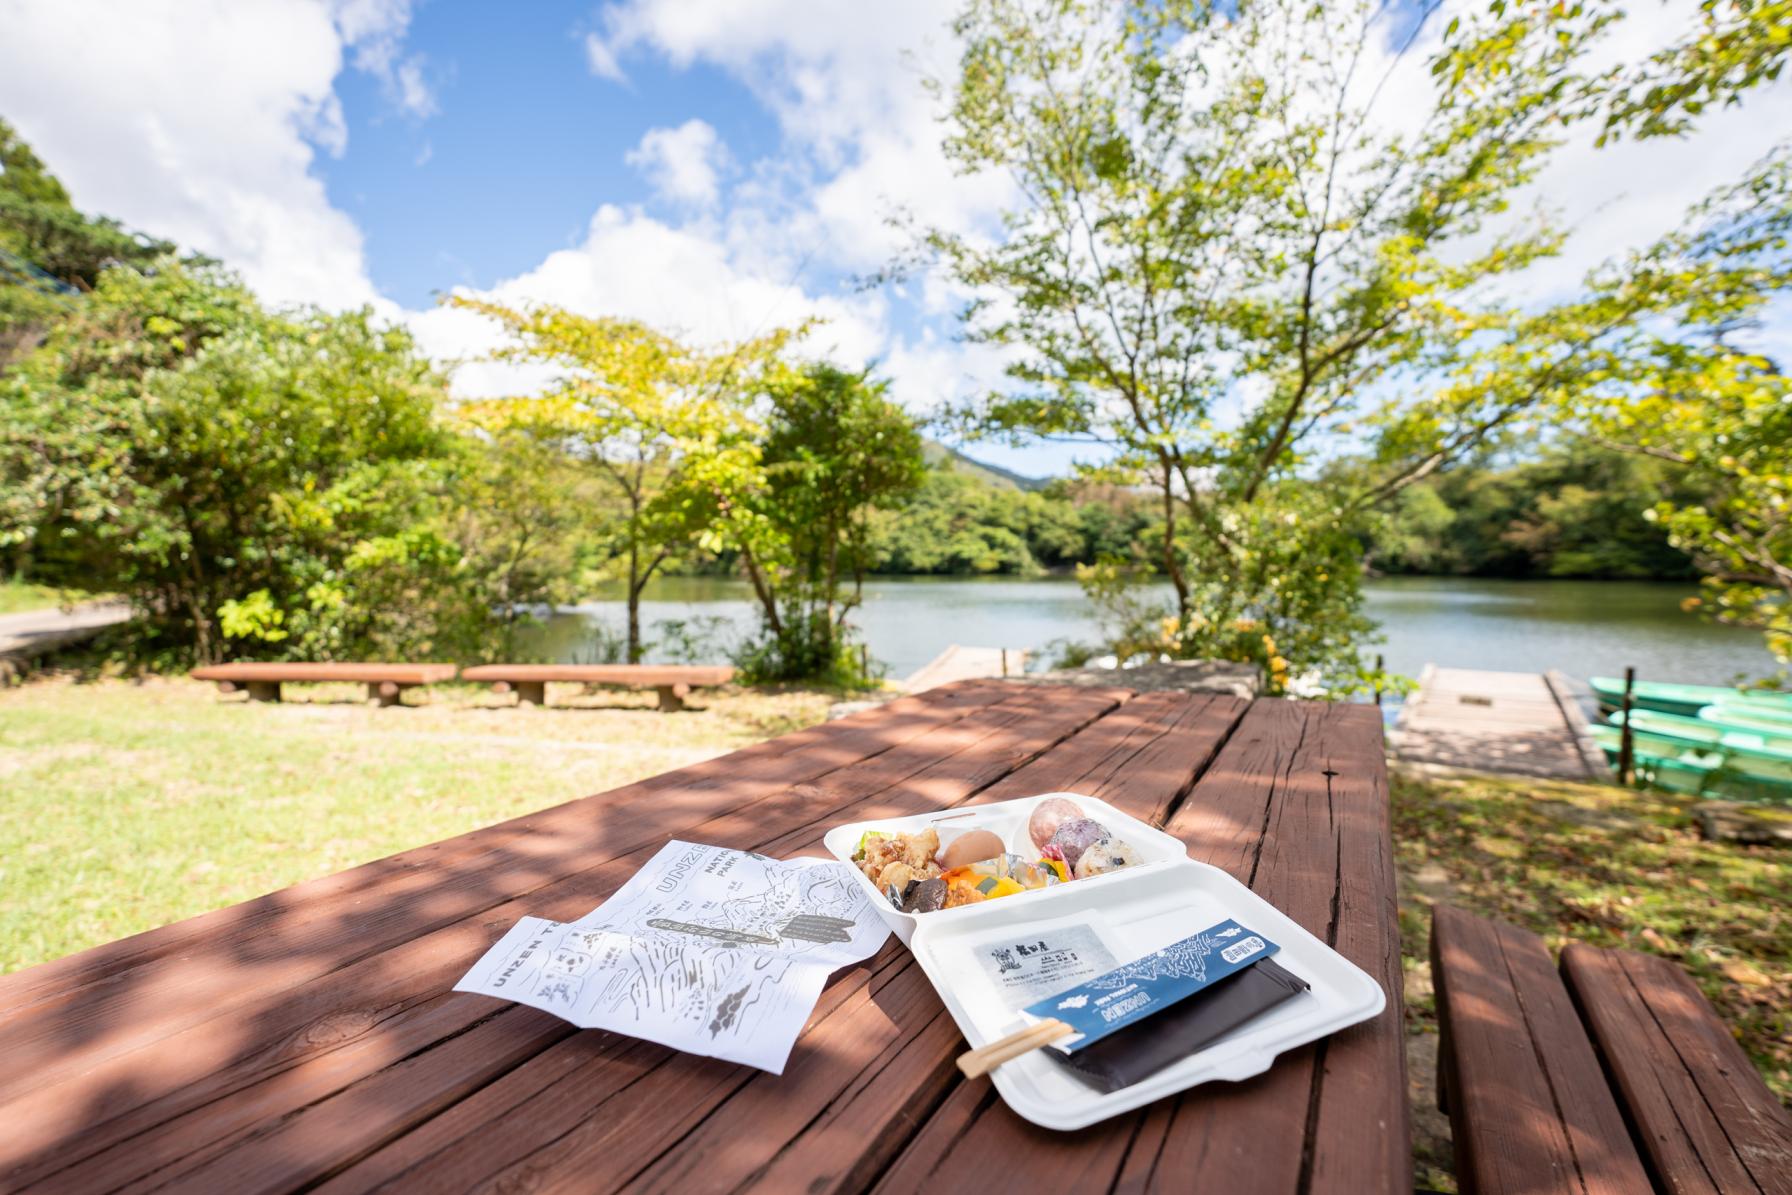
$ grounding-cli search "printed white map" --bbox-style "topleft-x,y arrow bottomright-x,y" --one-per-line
454,841 -> 891,1073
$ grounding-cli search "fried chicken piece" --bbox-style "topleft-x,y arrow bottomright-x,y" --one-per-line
901,828 -> 940,872
944,882 -> 986,908
875,861 -> 919,893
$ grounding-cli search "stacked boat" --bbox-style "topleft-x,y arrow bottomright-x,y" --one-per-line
1590,678 -> 1792,802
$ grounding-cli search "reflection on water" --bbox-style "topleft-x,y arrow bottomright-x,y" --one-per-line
1363,577 -> 1772,683
516,574 -> 1778,685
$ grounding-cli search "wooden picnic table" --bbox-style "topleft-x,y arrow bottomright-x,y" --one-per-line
0,680 -> 1407,1194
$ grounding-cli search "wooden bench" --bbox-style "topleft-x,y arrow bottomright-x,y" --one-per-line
459,663 -> 734,711
190,662 -> 459,706
1562,943 -> 1792,1195
1432,904 -> 1792,1194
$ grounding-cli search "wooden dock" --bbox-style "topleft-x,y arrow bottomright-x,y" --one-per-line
903,644 -> 1025,692
1392,666 -> 1605,780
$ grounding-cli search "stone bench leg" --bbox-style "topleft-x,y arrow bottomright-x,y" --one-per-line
245,680 -> 282,703
656,683 -> 690,712
367,681 -> 405,707
515,681 -> 547,706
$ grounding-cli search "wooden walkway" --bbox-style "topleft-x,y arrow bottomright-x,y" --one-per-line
1392,666 -> 1602,780
0,600 -> 130,683
903,644 -> 1025,691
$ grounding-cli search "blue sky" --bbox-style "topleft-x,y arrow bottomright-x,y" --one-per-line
2,0 -> 1789,483
324,3 -> 777,309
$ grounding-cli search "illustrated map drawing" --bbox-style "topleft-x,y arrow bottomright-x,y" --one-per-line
454,841 -> 891,1073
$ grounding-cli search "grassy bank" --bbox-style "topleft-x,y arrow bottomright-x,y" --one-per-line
0,676 -> 831,971
0,582 -> 93,615
1392,767 -> 1791,1188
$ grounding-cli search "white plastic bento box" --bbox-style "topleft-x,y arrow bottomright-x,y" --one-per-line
823,793 -> 1386,1130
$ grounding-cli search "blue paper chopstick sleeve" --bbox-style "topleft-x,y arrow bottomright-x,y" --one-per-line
1024,919 -> 1283,1047
1022,919 -> 1311,1095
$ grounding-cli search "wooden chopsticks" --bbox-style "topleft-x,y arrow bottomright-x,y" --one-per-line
955,1019 -> 1075,1078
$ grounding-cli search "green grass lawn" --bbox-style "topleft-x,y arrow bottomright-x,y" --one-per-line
1392,767 -> 1791,1188
0,676 -> 832,971
0,581 -> 94,615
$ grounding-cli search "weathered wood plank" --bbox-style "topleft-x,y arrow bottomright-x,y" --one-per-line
1431,906 -> 1651,1195
631,693 -> 1250,1195
191,663 -> 459,684
0,684 -> 1062,1191
301,685 -> 1131,1195
1562,943 -> 1792,1195
970,689 -> 1247,823
17,998 -> 568,1195
460,664 -> 734,687
884,700 -> 1405,1195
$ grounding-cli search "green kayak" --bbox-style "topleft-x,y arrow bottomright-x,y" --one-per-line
1589,677 -> 1764,718
1699,702 -> 1792,735
1714,691 -> 1792,718
1591,676 -> 1792,717
1593,726 -> 1792,802
1611,708 -> 1792,753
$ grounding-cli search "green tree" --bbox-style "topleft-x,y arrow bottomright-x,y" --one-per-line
1360,443 -> 1702,579
1,260 -> 472,661
450,296 -> 792,662
737,364 -> 925,680
925,0 -> 1598,691
0,118 -> 171,364
1592,0 -> 1792,143
446,429 -> 600,659
862,467 -> 1138,575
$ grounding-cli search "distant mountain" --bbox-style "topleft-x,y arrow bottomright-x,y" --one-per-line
922,440 -> 1050,491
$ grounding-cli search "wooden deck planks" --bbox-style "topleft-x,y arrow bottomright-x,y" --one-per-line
882,700 -> 1405,1194
1562,944 -> 1792,1195
0,685 -> 1407,1195
1431,907 -> 1651,1195
311,687 -> 1247,1195
1394,666 -> 1593,779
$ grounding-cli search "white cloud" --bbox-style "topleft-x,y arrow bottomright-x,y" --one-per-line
626,120 -> 731,208
411,204 -> 892,384
0,0 -> 438,312
0,0 -> 376,309
332,0 -> 436,117
583,32 -> 628,83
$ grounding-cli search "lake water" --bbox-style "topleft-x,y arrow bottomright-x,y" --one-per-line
521,575 -> 1779,686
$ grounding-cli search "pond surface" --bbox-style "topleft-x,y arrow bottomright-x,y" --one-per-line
519,574 -> 1778,686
